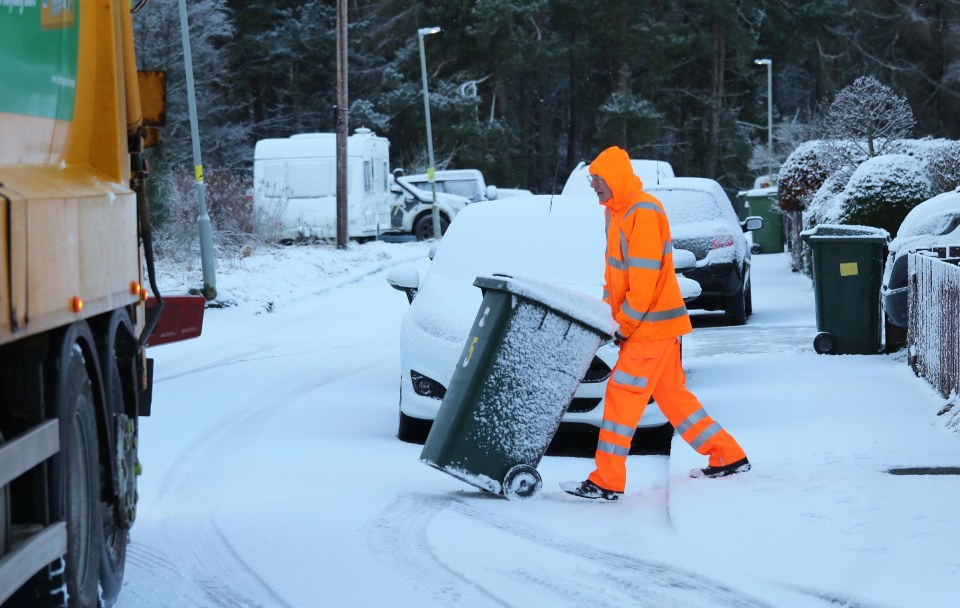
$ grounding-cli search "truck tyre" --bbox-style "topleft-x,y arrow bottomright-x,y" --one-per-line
50,327 -> 105,608
0,431 -> 8,557
413,214 -> 449,241
96,312 -> 136,605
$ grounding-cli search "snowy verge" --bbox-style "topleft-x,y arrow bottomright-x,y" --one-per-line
154,239 -> 433,313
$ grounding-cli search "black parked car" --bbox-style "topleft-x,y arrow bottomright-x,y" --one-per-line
647,178 -> 763,325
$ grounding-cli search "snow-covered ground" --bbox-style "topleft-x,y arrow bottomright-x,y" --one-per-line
119,240 -> 959,608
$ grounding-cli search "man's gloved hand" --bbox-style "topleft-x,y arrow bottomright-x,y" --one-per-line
613,331 -> 626,346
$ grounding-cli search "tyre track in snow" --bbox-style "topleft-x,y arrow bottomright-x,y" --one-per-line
368,492 -> 773,608
449,498 -> 776,608
368,493 -> 510,607
143,352 -> 395,607
128,266 -> 400,608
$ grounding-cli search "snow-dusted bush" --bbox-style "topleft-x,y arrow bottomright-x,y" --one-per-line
927,140 -> 960,194
777,141 -> 833,212
829,155 -> 932,235
804,166 -> 855,230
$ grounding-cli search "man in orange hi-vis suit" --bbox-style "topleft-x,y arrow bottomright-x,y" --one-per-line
561,146 -> 750,501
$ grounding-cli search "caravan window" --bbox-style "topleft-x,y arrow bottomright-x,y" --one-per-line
364,161 -> 372,192
286,160 -> 337,197
381,161 -> 388,192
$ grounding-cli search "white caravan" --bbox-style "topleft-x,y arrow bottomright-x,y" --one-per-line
253,128 -> 391,241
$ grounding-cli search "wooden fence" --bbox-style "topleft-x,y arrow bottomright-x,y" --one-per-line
908,247 -> 960,400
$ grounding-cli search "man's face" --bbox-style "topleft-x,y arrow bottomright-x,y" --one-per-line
588,174 -> 613,204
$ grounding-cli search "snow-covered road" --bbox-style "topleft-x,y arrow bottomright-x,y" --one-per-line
118,247 -> 959,607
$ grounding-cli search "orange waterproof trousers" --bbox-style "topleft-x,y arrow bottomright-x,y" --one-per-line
588,337 -> 747,493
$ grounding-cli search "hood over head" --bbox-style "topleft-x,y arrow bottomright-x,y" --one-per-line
589,146 -> 644,212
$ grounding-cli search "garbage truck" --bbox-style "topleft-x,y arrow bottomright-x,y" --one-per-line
0,2 -> 204,605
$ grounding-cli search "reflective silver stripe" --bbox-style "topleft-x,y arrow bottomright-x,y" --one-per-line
601,419 -> 636,439
663,240 -> 673,255
598,440 -> 630,457
623,201 -> 663,219
608,256 -> 628,270
613,369 -> 647,389
621,300 -> 645,321
689,421 -> 723,451
675,408 -> 708,435
643,305 -> 688,322
620,231 -> 661,270
621,301 -> 688,324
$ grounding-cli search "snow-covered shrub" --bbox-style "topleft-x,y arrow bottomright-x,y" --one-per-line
831,155 -> 932,235
927,140 -> 960,194
777,141 -> 833,212
804,166 -> 855,230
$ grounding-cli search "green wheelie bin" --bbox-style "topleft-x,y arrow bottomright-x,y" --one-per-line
420,274 -> 616,500
744,187 -> 784,254
800,224 -> 889,355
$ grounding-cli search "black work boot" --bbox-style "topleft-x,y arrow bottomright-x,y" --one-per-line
559,479 -> 623,500
691,457 -> 751,479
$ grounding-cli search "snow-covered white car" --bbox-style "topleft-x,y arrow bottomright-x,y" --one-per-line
386,194 -> 701,454
560,158 -> 675,196
388,175 -> 472,240
401,168 -> 497,204
646,177 -> 764,325
882,187 -> 960,327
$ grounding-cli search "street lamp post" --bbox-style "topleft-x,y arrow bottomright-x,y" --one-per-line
753,58 -> 773,184
418,26 -> 442,238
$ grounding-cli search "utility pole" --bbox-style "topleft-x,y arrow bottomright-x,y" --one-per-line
335,0 -> 348,249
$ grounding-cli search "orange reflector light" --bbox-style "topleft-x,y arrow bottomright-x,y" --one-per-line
69,296 -> 84,313
140,289 -> 149,301
130,281 -> 142,296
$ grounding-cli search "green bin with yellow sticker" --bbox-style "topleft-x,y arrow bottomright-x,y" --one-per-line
801,224 -> 889,355
420,274 -> 616,500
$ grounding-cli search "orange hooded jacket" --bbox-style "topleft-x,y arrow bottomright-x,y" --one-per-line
590,146 -> 692,341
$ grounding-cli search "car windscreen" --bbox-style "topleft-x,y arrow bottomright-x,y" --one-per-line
427,196 -> 605,287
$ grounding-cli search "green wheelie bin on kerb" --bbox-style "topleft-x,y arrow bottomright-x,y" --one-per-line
800,224 -> 889,355
744,187 -> 784,254
420,273 -> 617,500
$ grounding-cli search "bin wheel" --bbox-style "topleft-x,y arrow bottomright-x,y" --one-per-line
751,243 -> 762,254
813,332 -> 836,355
502,465 -> 542,500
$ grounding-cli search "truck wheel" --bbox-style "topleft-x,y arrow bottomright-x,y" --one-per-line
0,431 -> 8,556
52,334 -> 104,607
413,214 -> 449,241
97,313 -> 136,605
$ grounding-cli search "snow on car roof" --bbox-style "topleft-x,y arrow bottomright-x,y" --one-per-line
427,194 -> 606,287
892,189 -> 960,246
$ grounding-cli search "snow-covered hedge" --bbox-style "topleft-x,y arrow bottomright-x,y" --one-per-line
830,154 -> 932,235
926,140 -> 960,194
777,141 -> 832,213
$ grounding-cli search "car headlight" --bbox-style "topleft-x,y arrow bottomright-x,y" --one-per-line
411,370 -> 447,400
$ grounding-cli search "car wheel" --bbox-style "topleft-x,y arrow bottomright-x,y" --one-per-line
413,214 -> 449,241
745,278 -> 753,317
398,411 -> 432,444
629,423 -> 674,456
724,281 -> 748,326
